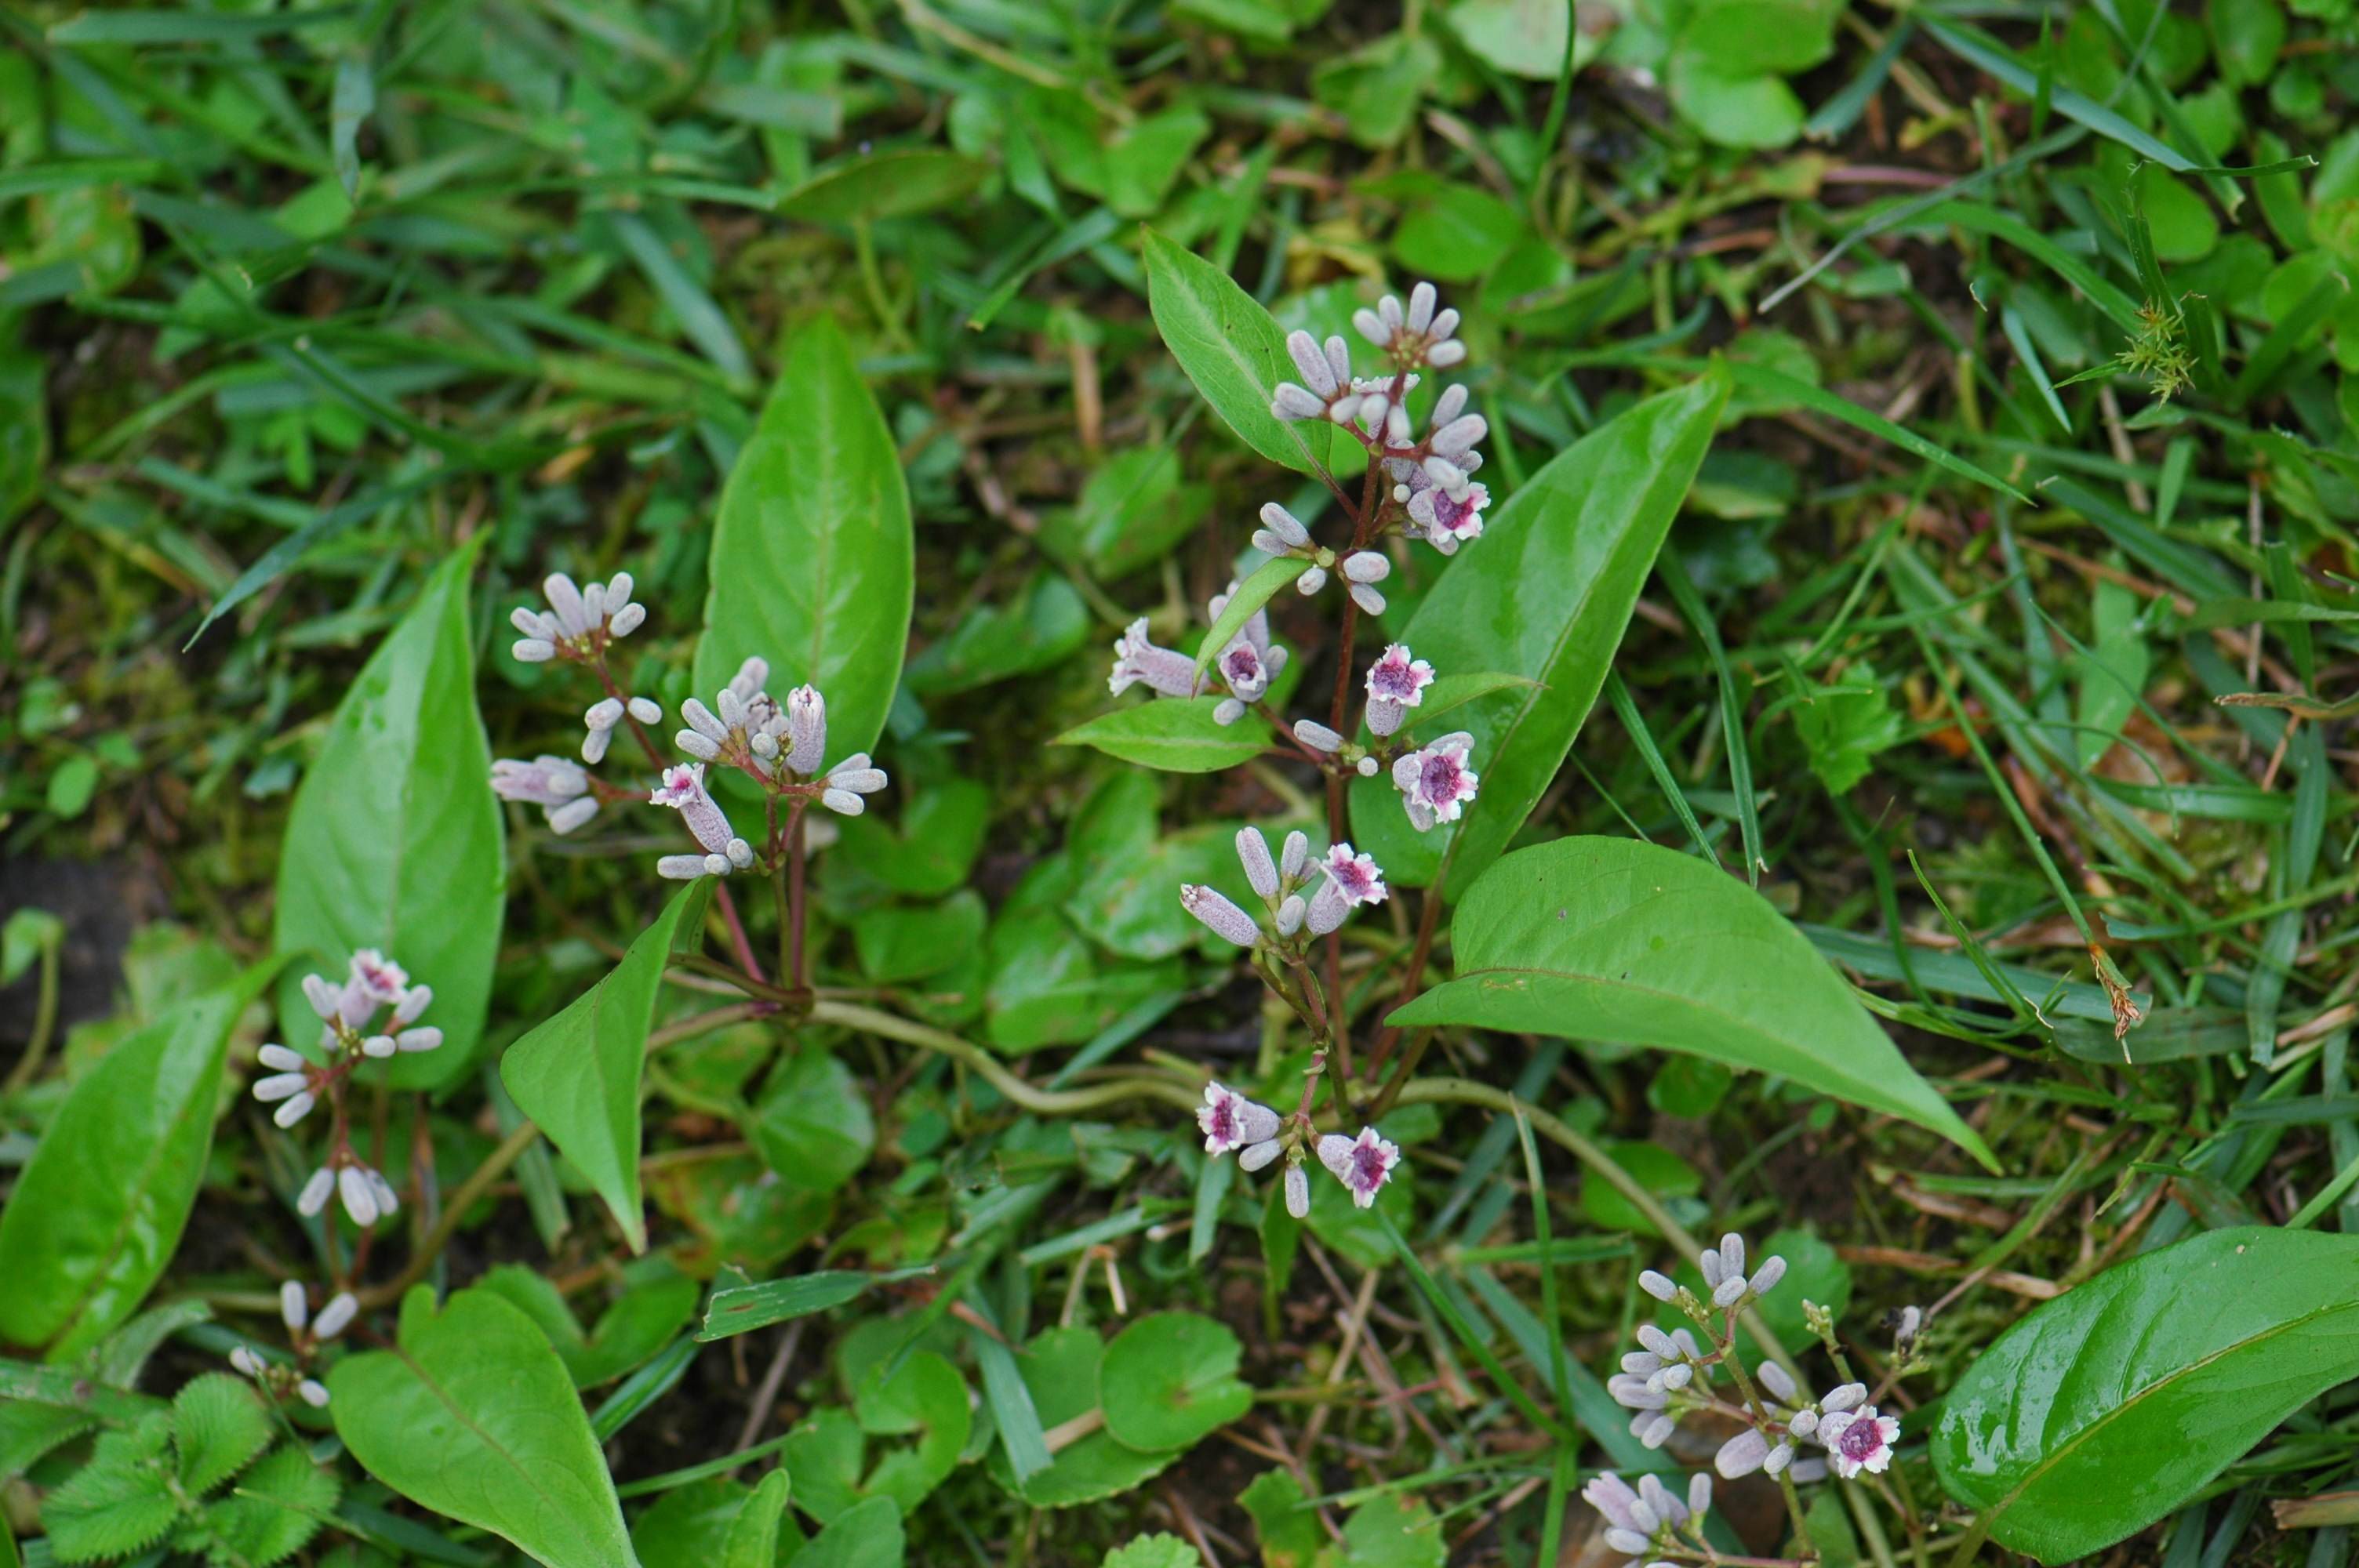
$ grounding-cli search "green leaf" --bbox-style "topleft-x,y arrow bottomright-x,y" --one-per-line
502,882 -> 708,1254
1318,1493 -> 1446,1568
1932,1226 -> 2359,1562
1240,1470 -> 1324,1567
632,1478 -> 755,1568
749,1049 -> 876,1194
1794,663 -> 1906,793
38,1417 -> 177,1564
1388,837 -> 1998,1169
272,539 -> 504,1091
776,150 -> 989,225
903,571 -> 1090,696
329,1287 -> 640,1568
1099,1311 -> 1253,1452
987,1327 -> 1181,1508
695,315 -> 913,767
202,1442 -> 339,1566
0,967 -> 275,1357
476,1262 -> 700,1388
1372,671 -> 1544,741
1142,228 -> 1325,476
173,1373 -> 271,1496
1347,373 -> 1729,896
721,1468 -> 793,1568
1056,697 -> 1274,773
698,1271 -> 889,1341
1194,555 -> 1312,681
787,1494 -> 903,1568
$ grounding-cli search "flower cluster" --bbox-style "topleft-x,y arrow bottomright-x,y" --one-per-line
1180,826 -> 1388,953
227,1279 -> 356,1410
252,950 -> 437,1230
1107,576 -> 1292,730
1587,1231 -> 1919,1568
1197,1080 -> 1401,1218
1583,1472 -> 1714,1568
489,571 -> 885,887
655,660 -> 886,880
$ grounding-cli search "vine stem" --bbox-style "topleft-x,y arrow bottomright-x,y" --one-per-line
809,1000 -> 1200,1116
359,1118 -> 542,1307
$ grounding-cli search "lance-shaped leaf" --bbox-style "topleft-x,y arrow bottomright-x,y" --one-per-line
329,1287 -> 639,1568
0,964 -> 279,1359
1055,697 -> 1274,773
502,882 -> 708,1254
1348,372 -> 1728,897
1193,555 -> 1310,681
272,538 -> 503,1090
1932,1226 -> 2359,1563
1390,837 -> 1997,1170
1142,228 -> 1326,477
694,316 -> 912,765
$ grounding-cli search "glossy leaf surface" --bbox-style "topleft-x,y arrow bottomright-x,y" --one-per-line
1932,1226 -> 2359,1563
695,315 -> 912,764
502,882 -> 707,1254
329,1286 -> 638,1568
1142,228 -> 1323,476
272,539 -> 503,1090
1348,372 -> 1728,896
1390,837 -> 1996,1168
0,967 -> 274,1358
1056,696 -> 1274,773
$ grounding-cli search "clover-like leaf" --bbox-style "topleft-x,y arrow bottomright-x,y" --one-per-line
1100,1311 -> 1252,1453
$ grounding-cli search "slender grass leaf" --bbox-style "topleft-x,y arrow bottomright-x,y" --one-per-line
502,882 -> 709,1254
694,316 -> 912,764
1348,372 -> 1728,895
777,151 -> 990,224
329,1287 -> 638,1568
1923,19 -> 2194,172
1390,837 -> 1998,1169
1933,1227 -> 2359,1562
272,539 -> 504,1091
0,962 -> 280,1358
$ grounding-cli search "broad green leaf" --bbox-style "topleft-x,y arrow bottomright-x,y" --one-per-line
698,1271 -> 889,1341
778,150 -> 989,224
1348,373 -> 1728,897
632,1477 -> 752,1568
1318,1493 -> 1445,1568
0,966 -> 275,1358
1389,837 -> 1997,1169
476,1262 -> 700,1388
1056,697 -> 1274,773
695,315 -> 913,766
1141,228 -> 1324,476
987,1327 -> 1181,1508
1932,1226 -> 2359,1563
272,539 -> 504,1091
329,1286 -> 639,1568
1099,1312 -> 1252,1451
750,1048 -> 876,1194
502,882 -> 709,1254
1194,555 -> 1311,679
1103,1537 -> 1201,1568
722,1468 -> 794,1568
788,1494 -> 903,1568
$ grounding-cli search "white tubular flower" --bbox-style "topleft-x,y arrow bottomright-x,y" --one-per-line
627,696 -> 661,724
297,1379 -> 330,1408
1765,1439 -> 1797,1476
491,757 -> 596,834
1239,1138 -> 1283,1172
360,1034 -> 396,1059
1637,1474 -> 1686,1529
1305,878 -> 1348,936
1582,1473 -> 1641,1533
312,1292 -> 358,1341
1317,1127 -> 1400,1209
585,697 -> 623,733
1341,551 -> 1389,586
1608,1374 -> 1667,1410
258,1044 -> 304,1073
820,753 -> 888,817
1400,459 -> 1491,555
1430,412 -> 1487,457
395,1025 -> 442,1053
1180,884 -> 1260,948
280,1281 -> 308,1333
1274,895 -> 1306,936
1349,583 -> 1386,616
1392,731 -> 1479,830
273,1091 -> 314,1129
1632,1412 -> 1675,1448
1320,843 -> 1387,908
656,854 -> 712,880
343,950 -> 407,1022
338,1166 -> 380,1227
1688,1473 -> 1713,1519
783,685 -> 827,774
674,728 -> 720,761
1715,1428 -> 1770,1479
1605,1528 -> 1652,1556
301,974 -> 341,1022
1638,1269 -> 1678,1301
365,1167 -> 399,1219
1757,1359 -> 1799,1404
1364,643 -> 1433,738
1750,1256 -> 1788,1295
1198,1082 -> 1282,1156
1212,697 -> 1247,727
1789,1457 -> 1830,1484
1270,330 -> 1356,423
1822,1381 -> 1868,1413
1711,1276 -> 1747,1308
253,1073 -> 308,1104
1284,1163 -> 1310,1219
1296,564 -> 1328,595
1212,634 -> 1271,702
1236,828 -> 1279,898
1257,502 -> 1312,551
1280,830 -> 1309,880
649,764 -> 736,855
1293,719 -> 1343,753
393,985 -> 431,1025
228,1346 -> 264,1378
1108,619 -> 1201,699
297,1167 -> 335,1217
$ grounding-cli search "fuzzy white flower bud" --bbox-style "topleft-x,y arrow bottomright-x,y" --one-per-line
1180,884 -> 1261,948
1285,1163 -> 1310,1219
280,1281 -> 308,1331
1236,828 -> 1278,898
313,1292 -> 358,1341
297,1167 -> 334,1217
1292,720 -> 1342,753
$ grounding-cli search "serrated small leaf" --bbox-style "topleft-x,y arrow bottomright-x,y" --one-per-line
39,1419 -> 178,1565
204,1443 -> 340,1566
172,1373 -> 271,1496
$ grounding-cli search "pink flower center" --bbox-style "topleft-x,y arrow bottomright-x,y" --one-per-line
1837,1421 -> 1883,1462
1419,753 -> 1463,803
1223,647 -> 1263,685
1350,1142 -> 1390,1191
1431,490 -> 1481,535
1205,1098 -> 1238,1144
1370,661 -> 1421,702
